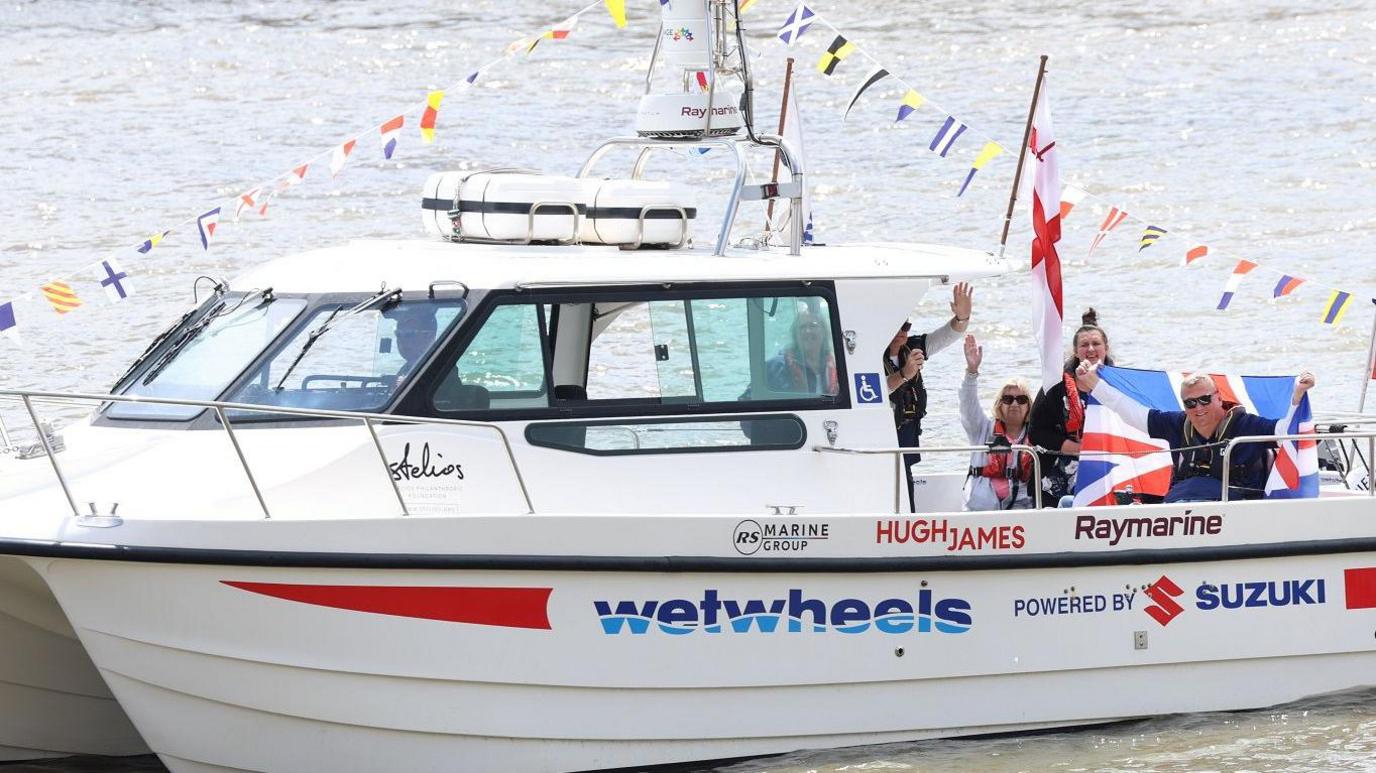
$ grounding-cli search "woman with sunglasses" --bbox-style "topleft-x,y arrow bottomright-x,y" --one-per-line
1029,308 -> 1114,506
959,334 -> 1035,510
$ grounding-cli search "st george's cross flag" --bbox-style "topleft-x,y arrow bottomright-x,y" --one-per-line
1072,365 -> 1318,507
1026,85 -> 1064,394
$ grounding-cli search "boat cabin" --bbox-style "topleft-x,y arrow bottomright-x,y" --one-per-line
90,238 -> 1007,517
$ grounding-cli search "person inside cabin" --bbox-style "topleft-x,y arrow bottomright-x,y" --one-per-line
387,305 -> 439,381
1028,308 -> 1113,507
884,281 -> 973,512
959,334 -> 1034,510
765,309 -> 838,395
1074,366 -> 1316,503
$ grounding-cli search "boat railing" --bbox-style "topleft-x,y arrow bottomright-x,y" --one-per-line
576,134 -> 804,257
815,444 -> 1044,512
1221,430 -> 1376,502
0,389 -> 535,520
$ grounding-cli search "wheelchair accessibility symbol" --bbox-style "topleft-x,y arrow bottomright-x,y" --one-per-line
854,373 -> 884,405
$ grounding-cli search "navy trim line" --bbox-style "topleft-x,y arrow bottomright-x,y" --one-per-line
1,536 -> 1375,571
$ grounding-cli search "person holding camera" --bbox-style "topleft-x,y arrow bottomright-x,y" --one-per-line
959,334 -> 1034,510
884,282 -> 973,511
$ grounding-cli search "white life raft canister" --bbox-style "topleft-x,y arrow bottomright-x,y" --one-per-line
421,171 -> 593,242
422,172 -> 696,247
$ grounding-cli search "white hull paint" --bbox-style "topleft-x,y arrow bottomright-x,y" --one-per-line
0,557 -> 147,759
16,501 -> 1376,773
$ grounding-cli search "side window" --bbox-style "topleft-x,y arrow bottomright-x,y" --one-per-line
586,301 -> 697,402
526,416 -> 805,455
701,295 -> 838,402
434,303 -> 550,411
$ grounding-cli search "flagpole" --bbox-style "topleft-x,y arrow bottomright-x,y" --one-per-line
765,57 -> 796,232
997,55 -> 1049,257
1359,300 -> 1376,412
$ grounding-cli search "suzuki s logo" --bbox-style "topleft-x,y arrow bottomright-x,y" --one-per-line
1143,575 -> 1185,626
733,520 -> 763,555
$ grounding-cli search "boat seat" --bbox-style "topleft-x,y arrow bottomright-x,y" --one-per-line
546,385 -> 589,448
433,382 -> 491,412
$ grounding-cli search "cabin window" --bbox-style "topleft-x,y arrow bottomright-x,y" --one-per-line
432,303 -> 551,412
222,298 -> 466,417
526,415 -> 806,454
108,293 -> 306,420
423,287 -> 843,418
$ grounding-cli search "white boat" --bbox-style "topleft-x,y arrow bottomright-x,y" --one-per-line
2,2 -> 1376,771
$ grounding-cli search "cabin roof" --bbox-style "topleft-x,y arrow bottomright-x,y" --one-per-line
233,239 -> 1013,295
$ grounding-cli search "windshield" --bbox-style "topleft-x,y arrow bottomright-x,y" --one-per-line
224,298 -> 466,417
109,293 -> 305,420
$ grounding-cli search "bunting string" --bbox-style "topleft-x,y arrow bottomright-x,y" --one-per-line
767,1 -> 1371,329
0,0 -> 619,347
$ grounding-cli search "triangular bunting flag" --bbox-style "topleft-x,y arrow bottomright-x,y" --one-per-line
957,141 -> 1004,197
604,0 -> 626,28
896,89 -> 925,122
330,139 -> 357,177
842,67 -> 888,121
196,207 -> 221,250
1058,186 -> 1086,219
1184,245 -> 1209,266
1138,225 -> 1167,251
1087,207 -> 1128,257
235,188 -> 260,221
1273,275 -> 1304,298
1217,259 -> 1257,310
421,90 -> 445,143
380,115 -> 404,159
136,230 -> 170,254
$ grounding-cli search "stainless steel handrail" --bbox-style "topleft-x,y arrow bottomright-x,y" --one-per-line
815,444 -> 1043,512
0,389 -> 535,519
1220,430 -> 1376,502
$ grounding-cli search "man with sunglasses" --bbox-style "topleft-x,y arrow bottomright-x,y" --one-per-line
1075,366 -> 1316,503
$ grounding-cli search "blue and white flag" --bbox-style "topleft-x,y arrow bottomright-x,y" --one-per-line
95,258 -> 133,303
1073,366 -> 1318,507
0,301 -> 19,347
777,3 -> 816,47
929,116 -> 967,157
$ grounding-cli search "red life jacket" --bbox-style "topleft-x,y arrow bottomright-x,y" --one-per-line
784,350 -> 838,395
976,420 -> 1033,502
1063,371 -> 1085,437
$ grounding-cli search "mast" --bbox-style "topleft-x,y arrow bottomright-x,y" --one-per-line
997,55 -> 1049,257
765,57 -> 796,234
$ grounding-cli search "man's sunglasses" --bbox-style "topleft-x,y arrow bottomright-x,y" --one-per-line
1183,393 -> 1215,409
1000,395 -> 1030,405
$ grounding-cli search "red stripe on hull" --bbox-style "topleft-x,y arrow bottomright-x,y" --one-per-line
1343,568 -> 1376,610
222,581 -> 553,629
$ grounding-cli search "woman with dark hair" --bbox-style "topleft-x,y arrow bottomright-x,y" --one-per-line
1028,308 -> 1113,505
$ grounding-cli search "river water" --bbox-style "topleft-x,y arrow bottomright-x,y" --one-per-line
1,0 -> 1374,770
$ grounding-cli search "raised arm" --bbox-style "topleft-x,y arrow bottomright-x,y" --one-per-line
922,282 -> 973,356
959,336 -> 993,442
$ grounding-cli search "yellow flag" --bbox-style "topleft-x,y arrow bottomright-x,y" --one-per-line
420,90 -> 444,144
604,0 -> 626,29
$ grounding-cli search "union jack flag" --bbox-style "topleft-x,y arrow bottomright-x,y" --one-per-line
1073,366 -> 1318,506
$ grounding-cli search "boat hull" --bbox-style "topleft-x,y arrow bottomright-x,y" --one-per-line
0,557 -> 147,760
22,541 -> 1376,773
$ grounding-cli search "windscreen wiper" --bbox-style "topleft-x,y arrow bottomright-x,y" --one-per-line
273,286 -> 402,391
140,287 -> 275,386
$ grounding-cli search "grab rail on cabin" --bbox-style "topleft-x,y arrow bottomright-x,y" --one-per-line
1220,431 -> 1376,502
0,389 -> 536,520
814,444 -> 1043,513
